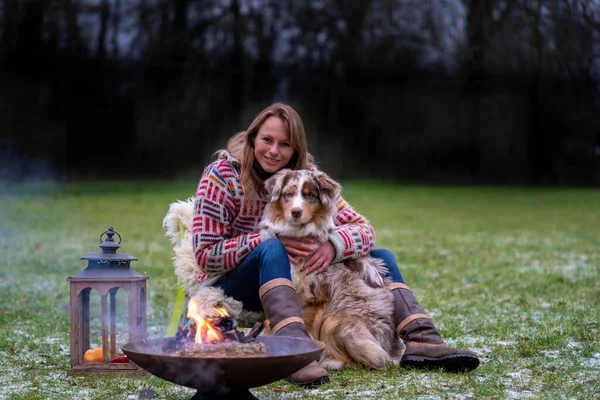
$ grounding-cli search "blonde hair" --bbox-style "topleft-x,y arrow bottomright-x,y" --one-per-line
220,103 -> 315,201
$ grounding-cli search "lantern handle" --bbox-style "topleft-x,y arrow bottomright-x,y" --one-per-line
100,226 -> 122,245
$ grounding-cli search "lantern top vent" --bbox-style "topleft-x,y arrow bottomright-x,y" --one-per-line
72,226 -> 145,280
81,226 -> 138,263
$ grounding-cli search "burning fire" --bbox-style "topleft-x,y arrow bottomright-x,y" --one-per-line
162,300 -> 265,354
186,299 -> 230,344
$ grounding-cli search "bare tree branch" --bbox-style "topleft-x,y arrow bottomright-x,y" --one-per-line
581,1 -> 600,33
493,0 -> 518,34
463,0 -> 519,52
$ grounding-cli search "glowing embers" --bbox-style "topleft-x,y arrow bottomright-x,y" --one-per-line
163,299 -> 266,358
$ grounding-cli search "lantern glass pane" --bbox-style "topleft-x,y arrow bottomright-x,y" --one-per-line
85,287 -> 130,360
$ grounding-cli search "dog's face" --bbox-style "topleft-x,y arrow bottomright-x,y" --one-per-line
264,169 -> 341,227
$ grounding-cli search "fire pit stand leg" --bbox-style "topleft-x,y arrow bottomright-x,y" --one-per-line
190,388 -> 258,400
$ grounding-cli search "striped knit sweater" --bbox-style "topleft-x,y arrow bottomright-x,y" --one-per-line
192,151 -> 376,284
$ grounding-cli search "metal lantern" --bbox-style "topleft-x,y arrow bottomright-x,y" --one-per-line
67,226 -> 148,375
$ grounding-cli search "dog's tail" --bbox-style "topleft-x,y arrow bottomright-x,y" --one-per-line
319,315 -> 392,370
343,322 -> 392,370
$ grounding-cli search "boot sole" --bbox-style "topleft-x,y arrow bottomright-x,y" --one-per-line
401,354 -> 480,373
285,375 -> 330,387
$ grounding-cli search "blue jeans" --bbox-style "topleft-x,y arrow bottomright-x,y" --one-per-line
215,239 -> 405,312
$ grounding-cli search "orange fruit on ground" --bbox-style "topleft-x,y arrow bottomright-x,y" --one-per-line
83,348 -> 103,363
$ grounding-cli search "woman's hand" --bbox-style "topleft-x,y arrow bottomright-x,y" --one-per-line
302,241 -> 336,275
277,236 -> 318,264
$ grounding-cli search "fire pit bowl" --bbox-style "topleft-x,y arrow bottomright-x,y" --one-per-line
121,335 -> 325,399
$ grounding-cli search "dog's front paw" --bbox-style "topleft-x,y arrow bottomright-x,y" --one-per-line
319,358 -> 346,370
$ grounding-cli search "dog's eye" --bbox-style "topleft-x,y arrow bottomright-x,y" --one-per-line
284,192 -> 294,198
305,193 -> 315,200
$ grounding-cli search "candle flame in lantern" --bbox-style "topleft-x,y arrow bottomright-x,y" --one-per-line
186,299 -> 229,344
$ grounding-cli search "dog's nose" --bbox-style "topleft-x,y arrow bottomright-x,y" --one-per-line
291,208 -> 302,219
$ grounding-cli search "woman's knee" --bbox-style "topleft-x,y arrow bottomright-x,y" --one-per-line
257,238 -> 288,260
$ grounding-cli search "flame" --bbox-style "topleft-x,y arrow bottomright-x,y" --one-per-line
186,299 -> 229,344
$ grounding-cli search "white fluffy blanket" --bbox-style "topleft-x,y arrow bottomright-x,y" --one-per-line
162,198 -> 264,322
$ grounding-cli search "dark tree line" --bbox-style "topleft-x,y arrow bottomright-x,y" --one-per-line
1,0 -> 599,184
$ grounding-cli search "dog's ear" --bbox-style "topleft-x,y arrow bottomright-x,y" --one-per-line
314,171 -> 341,206
265,169 -> 292,202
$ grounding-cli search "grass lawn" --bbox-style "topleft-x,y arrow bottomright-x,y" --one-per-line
1,181 -> 599,399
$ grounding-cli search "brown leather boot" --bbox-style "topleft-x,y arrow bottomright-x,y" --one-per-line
260,278 -> 330,386
388,283 -> 479,372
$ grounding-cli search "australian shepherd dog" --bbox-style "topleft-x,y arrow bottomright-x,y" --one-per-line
260,169 -> 405,370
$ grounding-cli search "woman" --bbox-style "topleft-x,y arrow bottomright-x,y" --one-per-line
192,103 -> 479,386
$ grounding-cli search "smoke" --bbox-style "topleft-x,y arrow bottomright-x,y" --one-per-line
0,142 -> 65,185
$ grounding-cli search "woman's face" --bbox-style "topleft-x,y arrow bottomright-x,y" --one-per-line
253,116 -> 295,174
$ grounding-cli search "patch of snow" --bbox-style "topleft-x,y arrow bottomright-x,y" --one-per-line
505,389 -> 536,399
541,350 -> 560,358
582,353 -> 600,368
445,336 -> 482,346
506,370 -> 529,379
13,330 -> 33,338
439,249 -> 453,259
